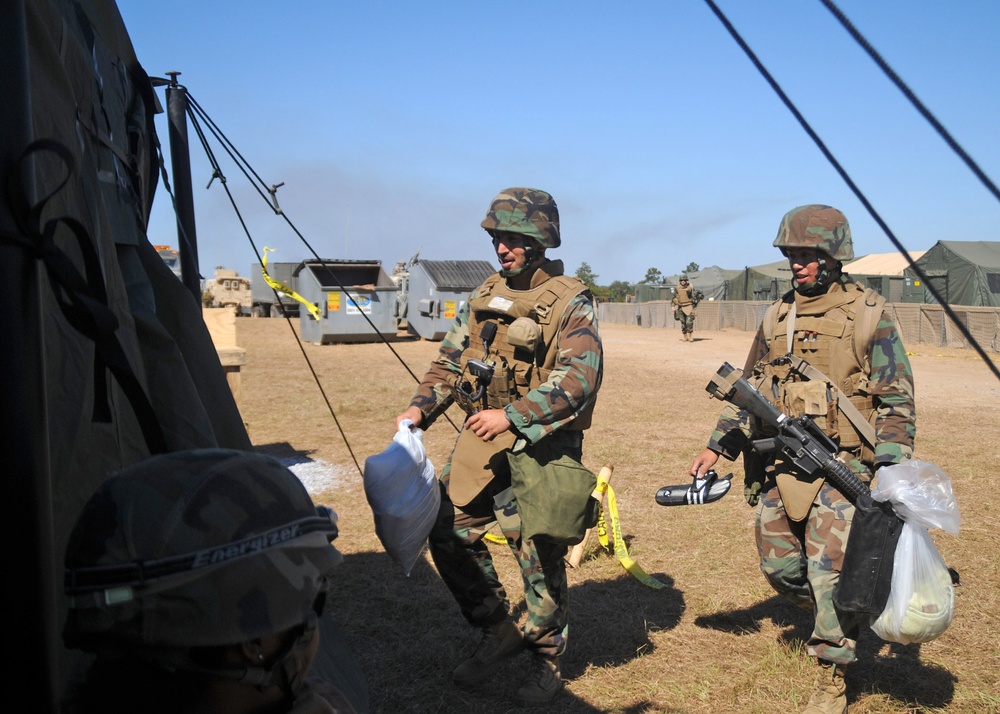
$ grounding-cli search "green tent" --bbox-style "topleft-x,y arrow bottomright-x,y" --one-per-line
904,241 -> 1000,306
724,259 -> 794,301
635,265 -> 740,302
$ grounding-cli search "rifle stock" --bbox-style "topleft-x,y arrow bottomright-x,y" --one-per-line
706,362 -> 902,615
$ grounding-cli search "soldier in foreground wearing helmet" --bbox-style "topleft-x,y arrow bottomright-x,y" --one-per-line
394,187 -> 603,706
678,206 -> 916,714
671,274 -> 704,342
62,449 -> 366,714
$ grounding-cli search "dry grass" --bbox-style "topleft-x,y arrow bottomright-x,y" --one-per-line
236,319 -> 1000,713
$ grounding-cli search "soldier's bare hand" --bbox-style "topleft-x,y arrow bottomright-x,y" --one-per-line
394,406 -> 424,430
465,409 -> 510,441
691,448 -> 719,477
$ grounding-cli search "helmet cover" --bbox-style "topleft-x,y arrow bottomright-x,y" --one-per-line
481,187 -> 560,249
773,204 -> 854,261
63,449 -> 341,650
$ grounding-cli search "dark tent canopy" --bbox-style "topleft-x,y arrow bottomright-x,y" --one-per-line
2,0 -> 254,706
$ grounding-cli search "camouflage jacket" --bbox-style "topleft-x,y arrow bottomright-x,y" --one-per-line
409,267 -> 603,445
708,282 -> 916,469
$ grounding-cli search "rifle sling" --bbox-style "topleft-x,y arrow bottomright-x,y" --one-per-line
782,349 -> 876,450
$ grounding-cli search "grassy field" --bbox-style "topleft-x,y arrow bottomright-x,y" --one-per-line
236,318 -> 999,713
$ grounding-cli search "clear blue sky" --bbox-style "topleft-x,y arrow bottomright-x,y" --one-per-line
116,0 -> 1000,284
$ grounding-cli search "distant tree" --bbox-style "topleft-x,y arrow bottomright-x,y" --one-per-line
641,267 -> 663,284
575,262 -> 598,289
607,280 -> 633,302
683,261 -> 700,274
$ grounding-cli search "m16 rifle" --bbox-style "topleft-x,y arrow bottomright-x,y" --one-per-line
705,362 -> 903,615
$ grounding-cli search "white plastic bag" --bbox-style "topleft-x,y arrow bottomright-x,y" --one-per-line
871,460 -> 960,535
363,420 -> 439,576
869,461 -> 959,644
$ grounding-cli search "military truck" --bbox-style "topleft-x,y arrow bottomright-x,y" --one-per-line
202,268 -> 252,313
250,261 -> 301,318
155,245 -> 182,279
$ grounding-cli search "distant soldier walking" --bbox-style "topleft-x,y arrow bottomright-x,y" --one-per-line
672,274 -> 703,341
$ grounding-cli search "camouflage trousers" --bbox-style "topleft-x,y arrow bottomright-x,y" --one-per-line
755,472 -> 869,665
428,476 -> 569,659
675,309 -> 696,334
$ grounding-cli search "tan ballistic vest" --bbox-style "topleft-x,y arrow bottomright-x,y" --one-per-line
754,282 -> 882,452
457,262 -> 594,430
673,283 -> 695,307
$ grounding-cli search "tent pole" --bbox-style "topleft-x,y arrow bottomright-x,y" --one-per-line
166,72 -> 202,304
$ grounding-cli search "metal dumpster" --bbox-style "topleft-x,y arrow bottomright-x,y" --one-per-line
406,259 -> 496,340
295,259 -> 399,343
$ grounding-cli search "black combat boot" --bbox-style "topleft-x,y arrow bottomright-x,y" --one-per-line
452,620 -> 523,686
514,654 -> 562,706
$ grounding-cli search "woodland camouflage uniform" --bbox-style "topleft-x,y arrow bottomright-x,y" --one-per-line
703,205 -> 915,712
405,188 -> 602,703
671,275 -> 703,340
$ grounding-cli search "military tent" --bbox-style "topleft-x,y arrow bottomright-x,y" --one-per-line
843,251 -> 926,302
903,241 -> 1000,306
723,259 -> 794,301
2,2 -> 364,710
636,265 -> 740,302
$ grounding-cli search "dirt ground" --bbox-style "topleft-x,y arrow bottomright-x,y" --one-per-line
236,318 -> 1000,714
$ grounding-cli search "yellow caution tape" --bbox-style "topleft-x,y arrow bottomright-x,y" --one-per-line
261,247 -> 321,320
596,475 -> 667,590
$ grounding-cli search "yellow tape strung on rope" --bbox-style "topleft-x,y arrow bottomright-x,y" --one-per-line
596,475 -> 666,590
261,247 -> 321,320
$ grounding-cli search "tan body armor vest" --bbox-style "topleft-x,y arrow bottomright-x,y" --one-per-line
456,264 -> 594,430
754,282 -> 880,453
673,284 -> 695,307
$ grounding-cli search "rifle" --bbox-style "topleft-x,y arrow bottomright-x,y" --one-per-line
705,362 -> 903,615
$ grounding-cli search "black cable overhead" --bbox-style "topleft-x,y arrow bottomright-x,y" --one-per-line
157,83 -> 464,475
183,90 -> 460,416
702,0 -> 1000,383
182,101 -> 364,476
820,0 -> 1000,206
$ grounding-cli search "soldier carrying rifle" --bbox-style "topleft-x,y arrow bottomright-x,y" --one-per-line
677,205 -> 917,714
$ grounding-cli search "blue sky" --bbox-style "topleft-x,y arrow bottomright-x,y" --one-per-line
115,1 -> 1000,284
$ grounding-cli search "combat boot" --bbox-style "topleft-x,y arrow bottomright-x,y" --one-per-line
514,654 -> 562,706
802,660 -> 847,714
452,620 -> 523,686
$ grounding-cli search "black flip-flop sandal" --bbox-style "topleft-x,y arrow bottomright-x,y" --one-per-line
655,470 -> 732,506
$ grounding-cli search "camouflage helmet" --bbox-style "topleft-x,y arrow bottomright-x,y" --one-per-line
63,449 -> 341,651
680,274 -> 689,281
481,187 -> 560,248
773,204 -> 854,261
